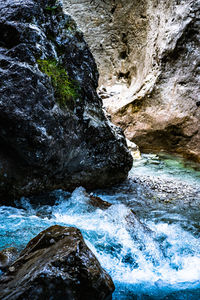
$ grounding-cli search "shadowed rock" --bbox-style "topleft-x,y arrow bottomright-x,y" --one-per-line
0,225 -> 115,300
0,248 -> 18,271
0,0 -> 132,204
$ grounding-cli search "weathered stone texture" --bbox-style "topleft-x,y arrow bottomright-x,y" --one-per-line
63,0 -> 147,88
0,225 -> 115,300
0,0 -> 132,203
63,0 -> 200,161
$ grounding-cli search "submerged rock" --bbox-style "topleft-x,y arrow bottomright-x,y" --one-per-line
89,194 -> 112,210
0,0 -> 132,203
0,225 -> 115,300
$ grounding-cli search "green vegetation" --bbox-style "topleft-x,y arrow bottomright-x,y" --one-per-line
44,6 -> 58,12
37,59 -> 80,109
65,24 -> 73,32
65,20 -> 76,32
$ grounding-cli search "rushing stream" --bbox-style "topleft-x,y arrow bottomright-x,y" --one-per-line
0,153 -> 200,299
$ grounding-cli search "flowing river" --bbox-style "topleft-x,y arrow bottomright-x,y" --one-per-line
0,153 -> 200,299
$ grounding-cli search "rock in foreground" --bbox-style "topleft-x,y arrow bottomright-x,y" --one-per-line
0,0 -> 132,203
0,247 -> 18,271
0,225 -> 115,300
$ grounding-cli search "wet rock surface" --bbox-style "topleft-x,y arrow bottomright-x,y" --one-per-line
63,0 -> 200,162
0,248 -> 18,271
0,0 -> 132,203
89,194 -> 112,210
0,225 -> 115,300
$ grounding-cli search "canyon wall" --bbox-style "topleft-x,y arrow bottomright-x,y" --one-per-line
64,0 -> 200,161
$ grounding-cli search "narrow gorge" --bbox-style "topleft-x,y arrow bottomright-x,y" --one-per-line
64,0 -> 200,161
0,0 -> 200,299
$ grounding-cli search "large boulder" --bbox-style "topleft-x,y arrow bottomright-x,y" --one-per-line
0,0 -> 132,203
63,0 -> 200,162
0,225 -> 115,300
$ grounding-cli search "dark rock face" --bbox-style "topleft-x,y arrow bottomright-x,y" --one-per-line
0,247 -> 18,271
0,225 -> 115,300
0,0 -> 132,203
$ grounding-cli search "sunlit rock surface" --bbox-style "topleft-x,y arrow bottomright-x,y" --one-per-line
0,0 -> 132,203
0,225 -> 115,300
63,0 -> 200,162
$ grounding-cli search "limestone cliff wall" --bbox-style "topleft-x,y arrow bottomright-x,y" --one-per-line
63,0 -> 200,161
63,0 -> 147,88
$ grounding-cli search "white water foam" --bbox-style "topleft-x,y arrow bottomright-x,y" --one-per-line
1,153 -> 200,298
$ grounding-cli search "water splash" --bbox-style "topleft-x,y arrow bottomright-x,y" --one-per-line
0,154 -> 200,299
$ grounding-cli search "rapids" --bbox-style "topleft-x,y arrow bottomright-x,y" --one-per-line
0,153 -> 200,299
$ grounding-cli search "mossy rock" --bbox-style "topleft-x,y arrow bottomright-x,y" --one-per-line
45,6 -> 58,11
37,59 -> 80,109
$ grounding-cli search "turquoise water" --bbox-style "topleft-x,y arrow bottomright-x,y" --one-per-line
0,153 -> 200,299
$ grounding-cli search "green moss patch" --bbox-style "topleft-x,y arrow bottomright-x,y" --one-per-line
45,5 -> 58,11
37,59 -> 80,109
65,19 -> 77,32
